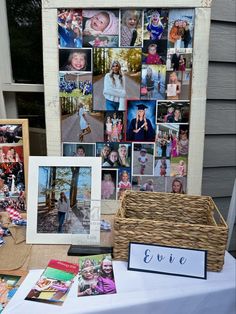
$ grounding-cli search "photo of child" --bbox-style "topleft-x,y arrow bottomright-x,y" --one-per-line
132,143 -> 154,176
170,156 -> 187,177
118,169 -> 131,190
77,254 -> 116,297
132,176 -> 165,192
120,10 -> 142,47
82,10 -> 119,47
156,101 -> 190,123
154,157 -> 171,176
166,70 -> 191,100
101,170 -> 117,200
57,9 -> 82,48
59,49 -> 92,72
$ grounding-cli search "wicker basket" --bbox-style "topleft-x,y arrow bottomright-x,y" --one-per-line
113,190 -> 228,271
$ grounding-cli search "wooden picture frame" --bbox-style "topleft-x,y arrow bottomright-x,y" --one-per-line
42,0 -> 213,196
0,119 -> 29,214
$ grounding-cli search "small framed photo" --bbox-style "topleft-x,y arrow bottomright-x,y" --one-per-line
0,119 -> 29,214
26,156 -> 101,245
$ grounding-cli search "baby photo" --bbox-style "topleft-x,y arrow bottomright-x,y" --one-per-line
140,64 -> 166,100
154,157 -> 171,176
101,169 -> 117,200
120,9 -> 143,47
63,143 -> 95,157
59,49 -> 92,72
104,111 -> 124,142
156,123 -> 179,158
170,156 -> 188,177
57,9 -> 83,48
132,143 -> 154,176
93,48 -> 142,111
126,100 -> 156,142
132,175 -> 166,192
82,9 -> 119,47
88,35 -> 119,48
156,101 -> 190,123
142,40 -> 167,65
168,9 -> 195,49
166,176 -> 187,194
166,70 -> 191,100
143,9 -> 169,41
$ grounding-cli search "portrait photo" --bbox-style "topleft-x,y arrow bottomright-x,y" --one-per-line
132,143 -> 154,176
93,48 -> 142,111
120,9 -> 143,47
126,100 -> 156,142
141,64 -> 166,100
59,48 -> 92,72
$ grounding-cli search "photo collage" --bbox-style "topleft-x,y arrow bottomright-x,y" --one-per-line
58,8 -> 194,199
0,124 -> 26,223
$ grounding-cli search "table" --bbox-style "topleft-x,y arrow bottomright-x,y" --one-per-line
3,252 -> 236,314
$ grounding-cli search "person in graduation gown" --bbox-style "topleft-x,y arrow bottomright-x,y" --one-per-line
127,104 -> 155,141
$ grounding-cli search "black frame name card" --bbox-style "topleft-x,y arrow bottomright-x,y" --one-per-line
128,242 -> 207,279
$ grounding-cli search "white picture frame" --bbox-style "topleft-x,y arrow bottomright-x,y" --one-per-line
26,156 -> 101,245
42,0 -> 213,196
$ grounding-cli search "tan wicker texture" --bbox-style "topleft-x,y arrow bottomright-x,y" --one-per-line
114,190 -> 228,271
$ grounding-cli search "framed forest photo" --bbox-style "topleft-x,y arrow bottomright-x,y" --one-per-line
42,0 -> 213,203
0,119 -> 29,223
26,156 -> 101,245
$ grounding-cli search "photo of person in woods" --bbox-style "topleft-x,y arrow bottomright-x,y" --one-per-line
93,48 -> 142,111
36,166 -> 92,234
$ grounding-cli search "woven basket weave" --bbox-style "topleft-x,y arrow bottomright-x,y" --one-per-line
113,190 -> 228,271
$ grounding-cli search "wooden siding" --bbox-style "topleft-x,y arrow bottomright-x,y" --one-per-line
209,22 -> 236,62
211,0 -> 236,22
204,0 -> 236,250
205,101 -> 236,134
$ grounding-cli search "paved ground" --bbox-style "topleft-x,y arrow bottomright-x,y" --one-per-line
93,74 -> 140,110
132,152 -> 154,176
62,112 -> 104,143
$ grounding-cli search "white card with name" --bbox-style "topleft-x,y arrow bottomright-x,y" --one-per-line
128,242 -> 207,279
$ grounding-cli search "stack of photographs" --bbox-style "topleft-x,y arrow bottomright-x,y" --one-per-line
58,8 -> 195,198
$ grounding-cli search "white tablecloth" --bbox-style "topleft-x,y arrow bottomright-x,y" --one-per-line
3,252 -> 236,314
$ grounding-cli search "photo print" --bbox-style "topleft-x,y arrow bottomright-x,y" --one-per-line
141,64 -> 166,100
58,9 -> 83,48
170,155 -> 188,177
96,142 -> 131,168
132,143 -> 154,176
143,9 -> 169,41
132,175 -> 166,192
104,111 -> 125,142
126,100 -> 156,142
0,121 -> 29,220
156,123 -> 179,158
156,100 -> 190,123
167,9 -> 195,49
59,48 -> 92,72
82,9 -> 119,47
101,169 -> 117,200
120,9 -> 143,47
63,142 -> 95,157
166,176 -> 187,194
93,48 -> 142,111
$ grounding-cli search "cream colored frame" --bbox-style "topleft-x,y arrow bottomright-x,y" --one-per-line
42,0 -> 213,195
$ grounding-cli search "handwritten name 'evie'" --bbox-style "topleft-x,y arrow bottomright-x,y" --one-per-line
128,242 -> 207,279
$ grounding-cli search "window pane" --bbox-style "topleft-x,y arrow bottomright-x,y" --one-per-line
6,0 -> 43,83
16,92 -> 45,129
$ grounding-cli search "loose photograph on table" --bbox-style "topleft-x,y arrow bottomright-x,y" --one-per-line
26,157 -> 101,245
78,253 -> 116,297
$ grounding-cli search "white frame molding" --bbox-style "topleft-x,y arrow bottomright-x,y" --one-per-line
42,1 -> 213,195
